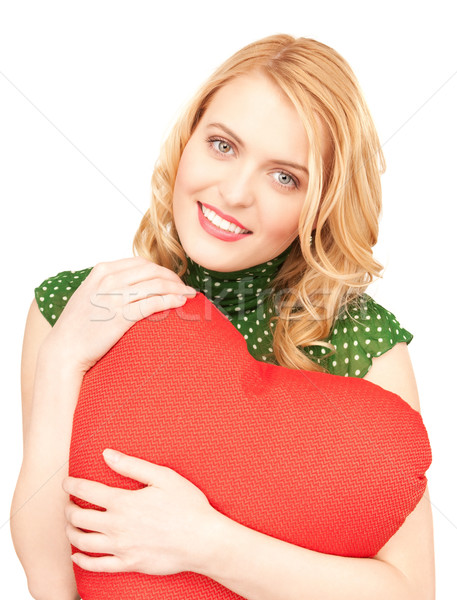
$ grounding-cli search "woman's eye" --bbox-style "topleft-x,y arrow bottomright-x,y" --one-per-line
207,137 -> 234,155
216,140 -> 232,154
273,171 -> 299,190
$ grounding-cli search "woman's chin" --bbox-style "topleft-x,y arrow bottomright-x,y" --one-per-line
179,235 -> 255,272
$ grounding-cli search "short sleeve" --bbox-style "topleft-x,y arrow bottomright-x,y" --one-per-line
34,267 -> 93,326
305,293 -> 414,378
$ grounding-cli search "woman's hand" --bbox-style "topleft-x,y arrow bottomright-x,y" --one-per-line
40,257 -> 196,374
62,449 -> 221,576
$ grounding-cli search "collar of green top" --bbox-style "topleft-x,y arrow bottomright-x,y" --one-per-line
182,245 -> 293,317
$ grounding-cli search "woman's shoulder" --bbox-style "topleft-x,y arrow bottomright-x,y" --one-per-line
307,293 -> 414,378
34,266 -> 94,326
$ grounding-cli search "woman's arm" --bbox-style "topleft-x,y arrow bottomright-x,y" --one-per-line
10,299 -> 82,600
363,342 -> 435,594
11,260 -> 196,599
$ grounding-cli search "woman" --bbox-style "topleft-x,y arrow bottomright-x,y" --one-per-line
11,34 -> 435,599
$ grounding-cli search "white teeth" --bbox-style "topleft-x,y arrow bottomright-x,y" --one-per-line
200,204 -> 249,234
212,214 -> 223,227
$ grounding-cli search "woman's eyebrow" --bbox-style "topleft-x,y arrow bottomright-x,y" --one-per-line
207,121 -> 309,175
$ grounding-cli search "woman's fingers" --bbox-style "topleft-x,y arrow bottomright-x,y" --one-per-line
63,477 -> 117,509
89,278 -> 195,317
124,279 -> 196,304
65,503 -> 109,533
71,552 -> 127,573
65,523 -> 111,554
88,258 -> 196,310
92,257 -> 185,287
122,293 -> 194,322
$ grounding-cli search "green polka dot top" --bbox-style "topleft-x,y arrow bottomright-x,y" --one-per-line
34,253 -> 413,379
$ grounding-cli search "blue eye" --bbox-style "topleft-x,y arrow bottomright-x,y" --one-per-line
275,171 -> 299,189
278,173 -> 292,185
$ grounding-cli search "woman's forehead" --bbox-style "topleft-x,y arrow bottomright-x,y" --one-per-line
201,74 -> 309,154
204,72 -> 296,123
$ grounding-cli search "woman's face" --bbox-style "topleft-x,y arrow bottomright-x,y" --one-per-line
173,71 -> 330,272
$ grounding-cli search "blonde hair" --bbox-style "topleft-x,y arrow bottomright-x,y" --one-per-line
133,33 -> 385,372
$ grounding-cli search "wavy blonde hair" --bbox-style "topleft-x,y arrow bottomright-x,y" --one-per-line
133,33 -> 386,372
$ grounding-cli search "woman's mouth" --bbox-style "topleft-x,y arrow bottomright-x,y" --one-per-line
197,201 -> 252,242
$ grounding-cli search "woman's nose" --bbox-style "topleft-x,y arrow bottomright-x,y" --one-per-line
218,167 -> 256,208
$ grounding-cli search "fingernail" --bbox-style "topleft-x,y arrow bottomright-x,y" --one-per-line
103,449 -> 119,463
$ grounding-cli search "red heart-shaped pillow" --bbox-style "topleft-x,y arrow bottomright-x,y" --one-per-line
69,292 -> 431,599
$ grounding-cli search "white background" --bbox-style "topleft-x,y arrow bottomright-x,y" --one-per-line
1,1 -> 456,597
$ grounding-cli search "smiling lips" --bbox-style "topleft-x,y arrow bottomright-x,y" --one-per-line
198,201 -> 252,242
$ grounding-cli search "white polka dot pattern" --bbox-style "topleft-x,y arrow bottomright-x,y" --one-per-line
34,267 -> 93,321
35,269 -> 413,381
303,294 -> 413,378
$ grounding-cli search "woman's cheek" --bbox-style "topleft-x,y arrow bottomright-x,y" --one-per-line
267,205 -> 301,240
177,153 -> 215,195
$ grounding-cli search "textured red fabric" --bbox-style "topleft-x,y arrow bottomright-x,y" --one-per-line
69,292 -> 432,599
